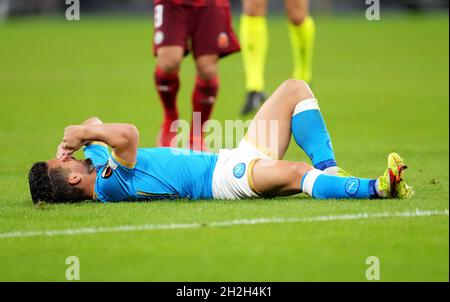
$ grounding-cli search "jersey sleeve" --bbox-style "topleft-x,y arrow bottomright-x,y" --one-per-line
83,142 -> 109,167
94,151 -> 136,202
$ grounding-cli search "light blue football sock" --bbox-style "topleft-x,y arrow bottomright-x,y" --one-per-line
301,169 -> 378,199
292,98 -> 337,170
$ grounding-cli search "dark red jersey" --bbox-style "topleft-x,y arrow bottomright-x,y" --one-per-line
153,0 -> 229,8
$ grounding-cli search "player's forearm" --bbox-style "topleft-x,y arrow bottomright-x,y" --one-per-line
81,123 -> 139,150
61,122 -> 139,163
81,116 -> 103,127
80,117 -> 104,145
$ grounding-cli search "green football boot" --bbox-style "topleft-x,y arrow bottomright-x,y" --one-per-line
336,167 -> 352,177
376,152 -> 414,199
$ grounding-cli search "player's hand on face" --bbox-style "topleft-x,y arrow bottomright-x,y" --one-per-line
62,125 -> 86,158
56,142 -> 74,161
56,142 -> 66,160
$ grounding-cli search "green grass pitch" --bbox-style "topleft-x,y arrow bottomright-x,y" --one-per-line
0,13 -> 448,281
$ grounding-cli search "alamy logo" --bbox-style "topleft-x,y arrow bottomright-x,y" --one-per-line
65,256 -> 80,281
233,163 -> 246,179
65,0 -> 80,21
365,256 -> 381,280
366,0 -> 381,21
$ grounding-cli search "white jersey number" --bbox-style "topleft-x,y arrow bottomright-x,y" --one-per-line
154,4 -> 164,28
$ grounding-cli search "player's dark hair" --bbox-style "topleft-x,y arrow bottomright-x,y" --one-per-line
28,162 -> 86,204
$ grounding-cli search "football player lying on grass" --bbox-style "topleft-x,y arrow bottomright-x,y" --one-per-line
28,80 -> 414,203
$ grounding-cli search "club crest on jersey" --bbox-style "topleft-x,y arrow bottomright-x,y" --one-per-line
217,32 -> 229,49
345,178 -> 360,195
233,163 -> 246,179
102,165 -> 113,179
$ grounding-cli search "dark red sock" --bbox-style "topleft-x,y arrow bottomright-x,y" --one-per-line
191,75 -> 219,142
154,67 -> 180,124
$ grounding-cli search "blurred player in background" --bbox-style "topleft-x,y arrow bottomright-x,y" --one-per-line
240,0 -> 315,115
153,0 -> 240,150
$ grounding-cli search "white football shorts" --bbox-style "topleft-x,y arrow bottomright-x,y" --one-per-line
211,139 -> 274,200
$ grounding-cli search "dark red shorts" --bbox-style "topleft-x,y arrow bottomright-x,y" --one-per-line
153,1 -> 240,58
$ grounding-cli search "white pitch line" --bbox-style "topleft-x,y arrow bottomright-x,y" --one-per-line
0,209 -> 448,239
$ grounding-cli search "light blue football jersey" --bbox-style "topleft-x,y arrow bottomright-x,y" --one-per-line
84,143 -> 218,202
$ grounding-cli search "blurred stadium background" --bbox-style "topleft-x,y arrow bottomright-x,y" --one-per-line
0,0 -> 448,18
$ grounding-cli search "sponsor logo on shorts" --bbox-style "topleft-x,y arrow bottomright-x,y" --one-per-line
345,178 -> 360,195
218,32 -> 229,49
157,85 -> 170,92
154,31 -> 164,45
233,163 -> 246,179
